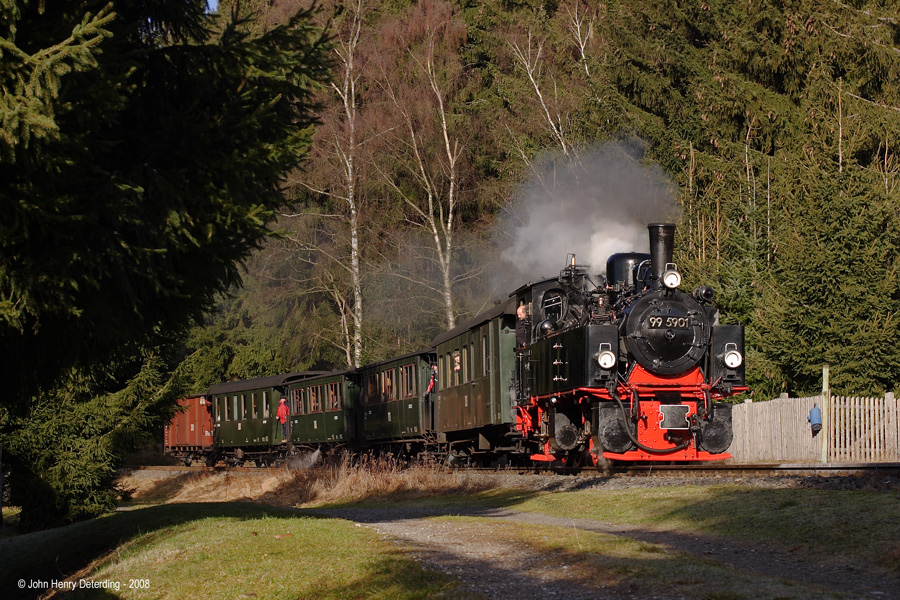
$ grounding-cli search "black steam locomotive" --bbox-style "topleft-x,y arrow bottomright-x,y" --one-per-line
165,223 -> 746,467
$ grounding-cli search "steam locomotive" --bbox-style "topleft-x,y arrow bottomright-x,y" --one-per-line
165,223 -> 746,468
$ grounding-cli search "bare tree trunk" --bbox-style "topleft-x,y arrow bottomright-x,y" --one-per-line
510,31 -> 572,158
334,0 -> 366,366
566,0 -> 594,79
378,3 -> 464,331
287,0 -> 368,367
424,32 -> 460,330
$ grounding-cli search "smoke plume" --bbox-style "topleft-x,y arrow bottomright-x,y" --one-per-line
496,141 -> 680,284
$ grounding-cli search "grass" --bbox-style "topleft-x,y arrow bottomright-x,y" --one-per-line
0,502 -> 476,600
506,485 -> 900,574
5,461 -> 899,599
2,506 -> 21,535
119,458 -> 900,577
117,453 -> 497,508
378,483 -> 900,576
425,516 -> 846,600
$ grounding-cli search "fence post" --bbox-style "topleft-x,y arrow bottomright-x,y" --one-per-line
821,365 -> 830,464
887,392 -> 897,462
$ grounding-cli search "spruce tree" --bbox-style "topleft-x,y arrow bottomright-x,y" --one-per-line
0,0 -> 330,526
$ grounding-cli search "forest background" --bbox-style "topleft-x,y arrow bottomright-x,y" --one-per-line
2,0 -> 899,525
206,0 -> 900,399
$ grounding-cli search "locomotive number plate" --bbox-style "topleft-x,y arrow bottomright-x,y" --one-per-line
648,316 -> 690,329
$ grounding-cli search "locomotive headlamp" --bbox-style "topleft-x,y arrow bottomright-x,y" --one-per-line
597,343 -> 617,370
722,343 -> 743,368
662,263 -> 682,289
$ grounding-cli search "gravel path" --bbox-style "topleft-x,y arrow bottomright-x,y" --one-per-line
312,503 -> 899,600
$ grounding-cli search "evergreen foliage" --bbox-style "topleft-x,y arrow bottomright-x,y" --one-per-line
0,0 -> 330,526
4,352 -> 184,526
232,0 -> 900,399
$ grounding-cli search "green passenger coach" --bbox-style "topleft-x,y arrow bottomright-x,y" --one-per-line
286,370 -> 360,447
358,351 -> 435,449
433,299 -> 518,462
209,372 -> 317,465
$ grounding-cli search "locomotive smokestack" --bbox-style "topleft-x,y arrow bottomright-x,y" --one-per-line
648,223 -> 676,285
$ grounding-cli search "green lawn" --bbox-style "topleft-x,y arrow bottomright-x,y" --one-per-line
3,482 -> 897,600
0,502 -> 474,600
509,485 -> 900,574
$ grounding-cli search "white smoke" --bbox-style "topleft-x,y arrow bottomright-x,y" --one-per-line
497,142 -> 680,284
287,449 -> 321,470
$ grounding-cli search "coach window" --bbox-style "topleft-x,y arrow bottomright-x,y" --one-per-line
310,385 -> 322,412
262,392 -> 270,419
382,369 -> 394,403
327,383 -> 341,411
291,388 -> 304,415
461,347 -> 468,383
365,374 -> 378,404
401,364 -> 416,399
216,396 -> 223,421
240,394 -> 248,419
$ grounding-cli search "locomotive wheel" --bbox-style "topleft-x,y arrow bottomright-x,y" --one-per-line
563,449 -> 587,468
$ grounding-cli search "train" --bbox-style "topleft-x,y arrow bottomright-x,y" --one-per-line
164,223 -> 747,468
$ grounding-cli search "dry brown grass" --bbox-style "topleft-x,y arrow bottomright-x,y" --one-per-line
119,454 -> 498,508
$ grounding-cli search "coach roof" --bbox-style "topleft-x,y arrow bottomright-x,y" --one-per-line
431,297 -> 516,347
207,371 -> 329,396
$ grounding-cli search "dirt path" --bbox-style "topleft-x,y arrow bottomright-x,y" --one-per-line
312,506 -> 899,600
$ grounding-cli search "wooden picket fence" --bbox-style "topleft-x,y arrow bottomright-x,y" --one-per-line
729,393 -> 900,464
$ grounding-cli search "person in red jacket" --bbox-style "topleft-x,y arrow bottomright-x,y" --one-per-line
277,397 -> 290,442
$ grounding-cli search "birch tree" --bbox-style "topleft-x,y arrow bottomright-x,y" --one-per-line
283,0 -> 373,367
377,0 -> 467,330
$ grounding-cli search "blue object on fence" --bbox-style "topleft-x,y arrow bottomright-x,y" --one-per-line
808,404 -> 822,436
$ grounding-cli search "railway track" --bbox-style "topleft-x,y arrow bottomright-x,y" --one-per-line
123,462 -> 900,478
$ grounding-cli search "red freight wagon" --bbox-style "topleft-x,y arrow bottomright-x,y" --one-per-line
164,395 -> 214,466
